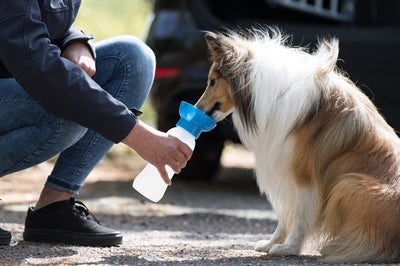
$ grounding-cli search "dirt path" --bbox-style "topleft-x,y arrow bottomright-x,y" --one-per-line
0,146 -> 392,265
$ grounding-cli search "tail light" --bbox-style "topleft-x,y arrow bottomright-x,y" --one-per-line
154,67 -> 180,79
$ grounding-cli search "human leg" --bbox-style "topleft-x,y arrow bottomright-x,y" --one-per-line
0,78 -> 88,244
0,79 -> 87,177
44,35 -> 155,196
24,35 -> 155,246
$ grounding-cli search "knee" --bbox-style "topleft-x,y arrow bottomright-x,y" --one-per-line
94,36 -> 156,108
116,35 -> 156,77
111,36 -> 156,107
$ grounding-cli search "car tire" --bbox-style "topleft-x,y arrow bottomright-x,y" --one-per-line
176,127 -> 224,181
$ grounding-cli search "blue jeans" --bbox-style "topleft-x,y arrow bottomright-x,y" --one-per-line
0,35 -> 155,194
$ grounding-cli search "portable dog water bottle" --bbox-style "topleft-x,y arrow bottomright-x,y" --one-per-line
132,101 -> 216,202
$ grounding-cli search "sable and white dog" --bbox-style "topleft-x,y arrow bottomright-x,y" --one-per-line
195,29 -> 400,263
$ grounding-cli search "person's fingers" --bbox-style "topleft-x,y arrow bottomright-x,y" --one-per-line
78,57 -> 96,77
157,165 -> 171,185
173,150 -> 187,166
61,42 -> 96,77
177,142 -> 193,161
166,157 -> 180,175
179,158 -> 187,169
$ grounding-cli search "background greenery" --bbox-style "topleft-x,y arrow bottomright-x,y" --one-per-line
75,0 -> 152,41
75,0 -> 155,157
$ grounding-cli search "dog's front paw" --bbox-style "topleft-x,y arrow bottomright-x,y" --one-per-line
268,243 -> 300,257
255,240 -> 274,253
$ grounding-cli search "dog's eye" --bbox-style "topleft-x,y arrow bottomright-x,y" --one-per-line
209,79 -> 216,87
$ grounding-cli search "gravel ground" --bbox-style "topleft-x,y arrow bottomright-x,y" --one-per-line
0,147 -> 398,265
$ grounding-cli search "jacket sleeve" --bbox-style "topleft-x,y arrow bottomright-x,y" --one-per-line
0,0 -> 137,143
56,26 -> 97,59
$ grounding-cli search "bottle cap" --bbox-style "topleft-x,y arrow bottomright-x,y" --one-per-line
176,101 -> 216,139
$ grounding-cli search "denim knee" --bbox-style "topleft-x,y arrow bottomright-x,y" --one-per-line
94,35 -> 156,110
115,35 -> 156,76
114,35 -> 155,107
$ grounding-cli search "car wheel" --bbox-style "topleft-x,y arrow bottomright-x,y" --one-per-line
176,127 -> 224,181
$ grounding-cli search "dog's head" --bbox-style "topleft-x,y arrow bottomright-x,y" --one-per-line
195,32 -> 253,125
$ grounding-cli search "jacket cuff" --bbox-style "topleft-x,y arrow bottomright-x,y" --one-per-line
129,107 -> 143,116
60,26 -> 96,59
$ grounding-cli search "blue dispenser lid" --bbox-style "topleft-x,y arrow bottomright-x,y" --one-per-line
176,101 -> 216,139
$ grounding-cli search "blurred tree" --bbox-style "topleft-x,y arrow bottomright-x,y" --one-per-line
75,0 -> 152,41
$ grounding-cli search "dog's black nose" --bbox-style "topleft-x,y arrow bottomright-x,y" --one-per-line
207,102 -> 221,116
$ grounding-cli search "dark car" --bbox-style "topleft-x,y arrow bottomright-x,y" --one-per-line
145,0 -> 400,181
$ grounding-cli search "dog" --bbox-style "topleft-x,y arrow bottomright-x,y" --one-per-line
194,29 -> 400,263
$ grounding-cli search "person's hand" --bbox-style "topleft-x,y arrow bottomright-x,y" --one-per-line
61,42 -> 96,77
122,120 -> 193,185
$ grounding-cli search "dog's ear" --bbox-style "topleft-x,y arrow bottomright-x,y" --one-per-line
204,31 -> 229,65
204,31 -> 255,131
204,31 -> 249,75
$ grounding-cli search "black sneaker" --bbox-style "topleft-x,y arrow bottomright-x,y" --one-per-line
23,197 -> 122,246
0,228 -> 11,245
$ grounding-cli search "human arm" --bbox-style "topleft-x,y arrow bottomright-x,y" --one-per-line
0,0 -> 135,143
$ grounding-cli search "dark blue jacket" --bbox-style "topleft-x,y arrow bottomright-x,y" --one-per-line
0,0 -> 137,143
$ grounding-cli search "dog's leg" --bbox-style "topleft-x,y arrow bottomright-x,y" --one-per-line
268,186 -> 317,256
255,221 -> 287,252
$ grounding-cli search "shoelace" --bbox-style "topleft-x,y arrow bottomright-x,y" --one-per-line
72,200 -> 101,225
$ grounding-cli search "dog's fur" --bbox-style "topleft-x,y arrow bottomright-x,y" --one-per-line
195,29 -> 400,263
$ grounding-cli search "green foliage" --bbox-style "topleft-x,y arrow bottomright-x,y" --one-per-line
75,0 -> 153,41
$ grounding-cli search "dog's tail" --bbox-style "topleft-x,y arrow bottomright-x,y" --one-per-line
319,173 -> 400,263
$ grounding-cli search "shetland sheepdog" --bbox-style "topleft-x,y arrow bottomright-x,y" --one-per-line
194,29 -> 400,263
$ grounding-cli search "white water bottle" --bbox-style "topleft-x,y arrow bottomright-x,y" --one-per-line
132,101 -> 216,202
